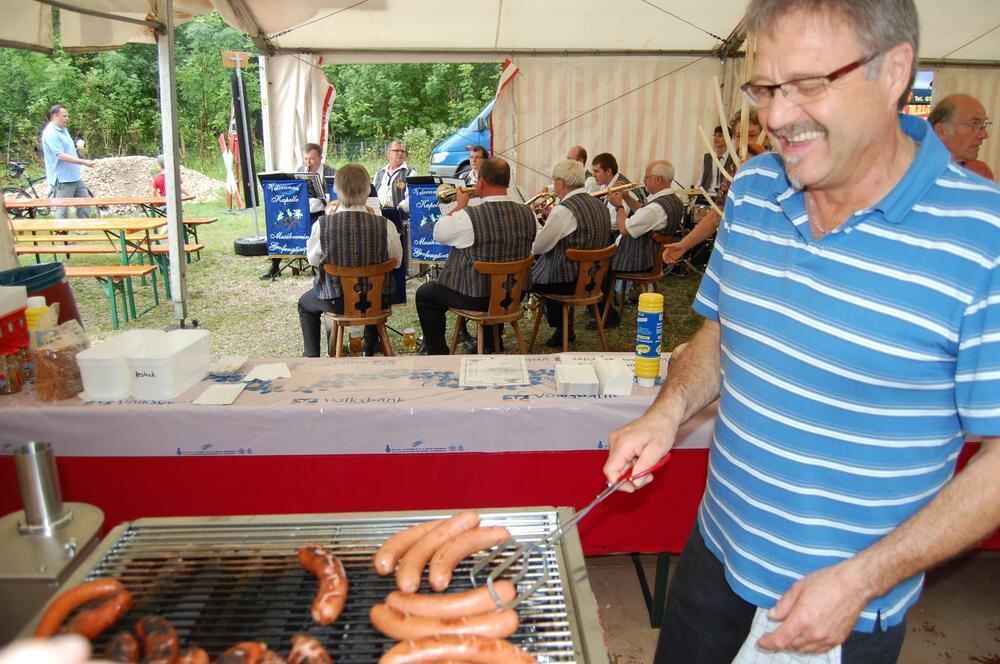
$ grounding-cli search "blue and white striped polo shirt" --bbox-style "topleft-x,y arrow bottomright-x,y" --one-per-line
693,113 -> 1000,632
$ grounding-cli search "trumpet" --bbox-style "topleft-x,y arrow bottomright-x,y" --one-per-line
436,183 -> 478,204
525,190 -> 558,215
591,182 -> 645,199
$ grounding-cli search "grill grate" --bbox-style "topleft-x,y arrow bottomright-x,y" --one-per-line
75,510 -> 594,662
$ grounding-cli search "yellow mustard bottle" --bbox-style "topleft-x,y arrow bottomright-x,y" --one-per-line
634,292 -> 664,387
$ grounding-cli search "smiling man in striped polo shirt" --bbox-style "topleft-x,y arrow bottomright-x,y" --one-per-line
604,1 -> 1000,663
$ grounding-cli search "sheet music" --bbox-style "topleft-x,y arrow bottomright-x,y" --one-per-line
731,608 -> 841,664
459,356 -> 529,387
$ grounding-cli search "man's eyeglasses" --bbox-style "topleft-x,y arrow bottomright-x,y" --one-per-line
740,53 -> 879,108
389,149 -> 406,153
948,119 -> 993,133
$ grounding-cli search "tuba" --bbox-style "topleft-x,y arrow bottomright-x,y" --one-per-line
435,183 -> 478,204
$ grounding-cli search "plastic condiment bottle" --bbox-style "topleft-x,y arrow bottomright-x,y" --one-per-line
634,292 -> 664,387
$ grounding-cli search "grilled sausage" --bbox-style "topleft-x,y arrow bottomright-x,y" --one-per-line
60,589 -> 134,640
33,578 -> 127,637
369,603 -> 520,641
385,581 -> 517,619
216,642 -> 270,664
176,646 -> 210,664
298,545 -> 349,625
374,519 -> 445,576
427,527 -> 512,592
106,631 -> 141,662
396,512 -> 480,593
136,615 -> 180,663
287,634 -> 333,664
378,634 -> 537,664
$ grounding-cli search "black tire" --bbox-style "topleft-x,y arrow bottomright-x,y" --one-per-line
2,186 -> 30,218
234,236 -> 268,257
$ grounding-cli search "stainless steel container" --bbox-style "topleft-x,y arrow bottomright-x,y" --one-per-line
0,442 -> 103,645
20,507 -> 608,662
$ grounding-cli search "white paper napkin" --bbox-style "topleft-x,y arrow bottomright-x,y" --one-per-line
193,383 -> 246,406
242,363 -> 291,382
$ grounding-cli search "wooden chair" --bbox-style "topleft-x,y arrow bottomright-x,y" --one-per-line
321,259 -> 397,357
602,231 -> 672,322
529,244 -> 617,352
448,256 -> 534,354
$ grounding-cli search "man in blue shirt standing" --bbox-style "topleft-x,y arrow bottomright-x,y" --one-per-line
604,1 -> 1000,663
40,105 -> 96,219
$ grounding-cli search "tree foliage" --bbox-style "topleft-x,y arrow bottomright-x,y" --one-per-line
0,11 -> 497,174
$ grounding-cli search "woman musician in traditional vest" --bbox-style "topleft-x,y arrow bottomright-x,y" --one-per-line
530,159 -> 614,348
414,157 -> 539,355
298,163 -> 403,357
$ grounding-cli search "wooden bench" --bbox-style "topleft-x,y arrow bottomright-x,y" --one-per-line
65,265 -> 159,329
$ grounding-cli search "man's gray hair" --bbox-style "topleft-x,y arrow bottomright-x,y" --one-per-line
648,160 -> 675,184
385,139 -> 405,155
552,159 -> 586,188
334,163 -> 372,207
745,0 -> 919,108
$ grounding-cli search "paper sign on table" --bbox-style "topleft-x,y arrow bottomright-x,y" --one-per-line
459,356 -> 529,387
193,383 -> 246,405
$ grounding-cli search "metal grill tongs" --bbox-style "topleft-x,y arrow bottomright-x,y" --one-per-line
471,453 -> 672,609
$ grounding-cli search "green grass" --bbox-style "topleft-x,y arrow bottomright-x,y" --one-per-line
28,202 -> 707,356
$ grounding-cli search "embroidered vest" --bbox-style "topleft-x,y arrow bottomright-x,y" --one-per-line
314,210 -> 391,300
533,193 -> 610,284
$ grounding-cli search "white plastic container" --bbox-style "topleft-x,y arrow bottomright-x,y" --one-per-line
76,330 -> 166,400
127,329 -> 211,400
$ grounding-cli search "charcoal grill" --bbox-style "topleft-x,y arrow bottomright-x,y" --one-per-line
20,507 -> 608,663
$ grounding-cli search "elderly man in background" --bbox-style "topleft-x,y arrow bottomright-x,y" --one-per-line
604,0 -> 1000,663
373,139 -> 416,209
530,159 -> 613,347
567,144 -> 598,192
298,163 -> 401,357
928,94 -> 994,179
597,160 -> 685,329
40,104 -> 96,219
415,157 -> 538,355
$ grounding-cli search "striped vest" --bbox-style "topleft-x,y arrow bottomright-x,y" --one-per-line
533,193 -> 610,284
612,193 -> 685,271
314,210 -> 391,300
438,201 -> 537,298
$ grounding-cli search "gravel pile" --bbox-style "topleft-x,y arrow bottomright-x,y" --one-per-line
84,156 -> 224,208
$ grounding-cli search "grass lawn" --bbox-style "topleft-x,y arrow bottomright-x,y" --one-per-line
26,201 -> 708,357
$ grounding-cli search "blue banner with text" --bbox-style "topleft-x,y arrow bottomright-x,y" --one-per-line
263,179 -> 311,256
407,183 -> 450,263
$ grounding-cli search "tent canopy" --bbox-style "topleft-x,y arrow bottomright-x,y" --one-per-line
5,0 -> 1000,64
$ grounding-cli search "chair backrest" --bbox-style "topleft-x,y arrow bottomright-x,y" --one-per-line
565,244 -> 617,300
473,256 -> 534,317
322,258 -> 397,319
650,231 -> 674,273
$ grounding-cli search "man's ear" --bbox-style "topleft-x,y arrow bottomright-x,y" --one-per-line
881,41 -> 914,113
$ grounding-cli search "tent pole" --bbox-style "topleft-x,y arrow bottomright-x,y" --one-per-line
155,0 -> 188,321
258,54 -> 275,172
234,62 -> 260,236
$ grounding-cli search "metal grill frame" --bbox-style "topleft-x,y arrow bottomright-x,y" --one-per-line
19,507 -> 608,663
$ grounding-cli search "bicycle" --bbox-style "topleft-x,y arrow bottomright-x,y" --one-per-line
4,161 -> 50,217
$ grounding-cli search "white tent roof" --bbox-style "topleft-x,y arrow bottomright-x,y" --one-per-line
5,1 -> 1000,64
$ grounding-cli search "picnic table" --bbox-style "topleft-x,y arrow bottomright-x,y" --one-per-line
10,217 -> 165,327
5,194 -> 193,218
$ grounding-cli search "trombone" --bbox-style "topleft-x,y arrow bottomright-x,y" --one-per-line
590,182 -> 645,199
436,183 -> 478,204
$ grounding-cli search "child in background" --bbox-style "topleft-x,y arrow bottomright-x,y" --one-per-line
152,155 -> 192,198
